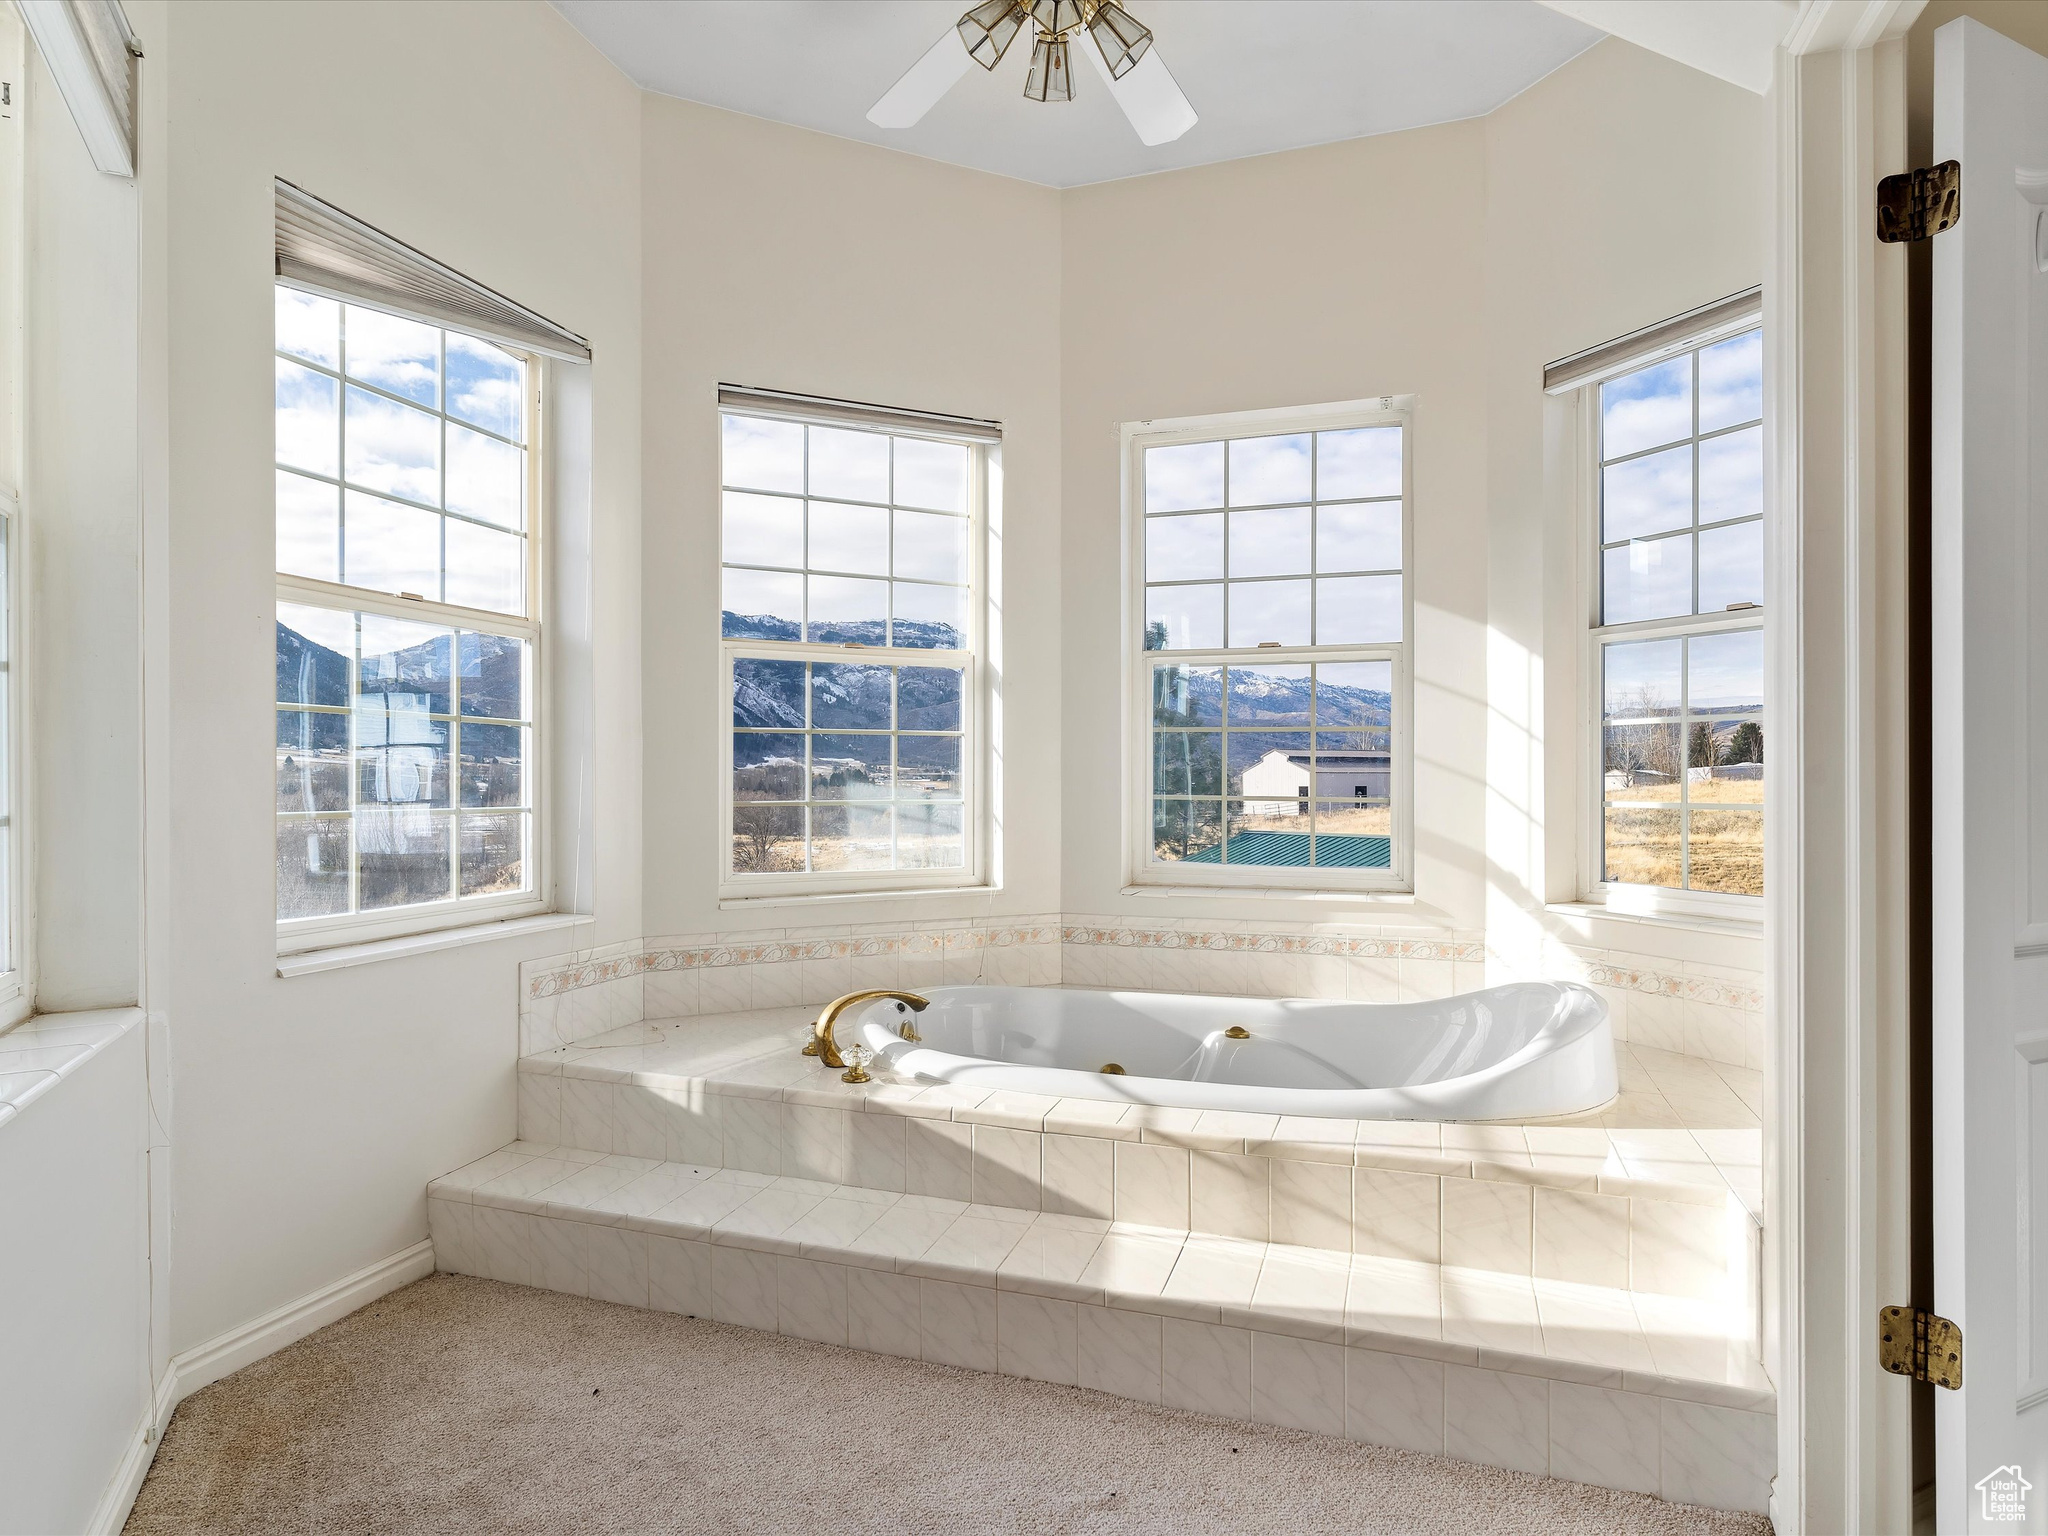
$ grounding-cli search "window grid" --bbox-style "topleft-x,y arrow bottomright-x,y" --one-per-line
1130,411 -> 1410,890
275,290 -> 531,618
1141,429 -> 1404,653
1149,657 -> 1395,869
720,412 -> 972,650
1597,421 -> 1761,615
729,657 -> 967,877
276,615 -> 533,919
275,284 -> 544,939
1592,326 -> 1764,901
1596,331 -> 1763,628
719,410 -> 984,893
1599,632 -> 1763,894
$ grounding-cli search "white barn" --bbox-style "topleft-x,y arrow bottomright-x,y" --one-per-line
1238,749 -> 1391,811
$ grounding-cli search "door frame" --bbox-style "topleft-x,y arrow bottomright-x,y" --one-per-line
1766,2 -> 1925,1530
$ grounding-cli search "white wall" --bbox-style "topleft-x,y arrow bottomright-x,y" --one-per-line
0,29 -> 153,1536
131,13 -> 1766,1361
139,0 -> 644,1356
1060,116 -> 1489,933
1058,39 -> 1765,980
637,97 -> 1064,937
1,13 -> 1781,1529
0,1020 -> 147,1536
1485,40 -> 1767,983
22,36 -> 141,1012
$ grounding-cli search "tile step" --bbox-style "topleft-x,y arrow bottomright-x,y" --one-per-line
525,1011 -> 1762,1214
428,1140 -> 1772,1417
520,1049 -> 1759,1311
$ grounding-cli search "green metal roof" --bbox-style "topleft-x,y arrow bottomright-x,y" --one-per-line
1183,832 -> 1391,869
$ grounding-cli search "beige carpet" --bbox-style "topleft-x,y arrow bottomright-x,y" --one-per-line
125,1273 -> 1770,1536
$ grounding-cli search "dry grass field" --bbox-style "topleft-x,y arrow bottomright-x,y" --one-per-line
1605,777 -> 1763,895
1229,803 -> 1393,838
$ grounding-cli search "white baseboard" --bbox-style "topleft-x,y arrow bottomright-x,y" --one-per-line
86,1393 -> 167,1536
87,1239 -> 436,1535
171,1238 -> 437,1398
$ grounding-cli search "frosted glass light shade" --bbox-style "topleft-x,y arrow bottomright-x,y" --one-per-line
1023,33 -> 1074,102
1086,1 -> 1152,77
1026,0 -> 1084,34
957,0 -> 1027,70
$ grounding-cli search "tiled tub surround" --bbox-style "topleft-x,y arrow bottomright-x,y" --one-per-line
443,1004 -> 1773,1511
490,935 -> 1769,1511
1557,948 -> 1765,1075
428,1141 -> 1775,1513
522,1008 -> 1765,1226
518,917 -> 1764,1075
518,918 -> 1063,1056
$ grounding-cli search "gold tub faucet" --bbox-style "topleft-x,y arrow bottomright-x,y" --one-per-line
804,988 -> 930,1070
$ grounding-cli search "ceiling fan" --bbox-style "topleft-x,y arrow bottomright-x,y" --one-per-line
867,0 -> 1197,146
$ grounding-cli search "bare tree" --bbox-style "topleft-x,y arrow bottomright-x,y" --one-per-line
1606,685 -> 1681,785
733,804 -> 801,870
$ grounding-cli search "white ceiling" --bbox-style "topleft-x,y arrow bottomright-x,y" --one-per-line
551,0 -> 1608,189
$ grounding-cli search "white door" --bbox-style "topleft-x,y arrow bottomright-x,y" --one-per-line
1934,16 -> 2048,1532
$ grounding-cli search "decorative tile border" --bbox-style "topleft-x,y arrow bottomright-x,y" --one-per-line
523,921 -> 1759,1014
528,922 -> 1061,1002
1059,924 -> 1484,964
1579,963 -> 1763,1014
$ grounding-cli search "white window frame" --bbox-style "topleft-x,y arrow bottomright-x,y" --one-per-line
0,494 -> 26,1026
274,284 -> 551,955
0,21 -> 30,1025
1576,312 -> 1763,923
716,406 -> 991,901
1123,397 -> 1415,895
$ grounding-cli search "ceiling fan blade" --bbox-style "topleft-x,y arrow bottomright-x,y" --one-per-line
1082,34 -> 1197,146
868,30 -> 972,129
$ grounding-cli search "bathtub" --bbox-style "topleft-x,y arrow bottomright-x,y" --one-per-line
851,982 -> 1615,1122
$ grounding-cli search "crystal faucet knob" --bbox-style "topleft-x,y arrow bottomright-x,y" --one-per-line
841,1042 -> 876,1084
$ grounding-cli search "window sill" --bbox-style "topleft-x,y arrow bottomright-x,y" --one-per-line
0,1006 -> 143,1134
718,884 -> 1001,912
1544,900 -> 1764,941
276,911 -> 593,978
1121,884 -> 1418,904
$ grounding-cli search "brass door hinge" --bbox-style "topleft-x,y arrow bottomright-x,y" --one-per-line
1879,1305 -> 1962,1389
1877,161 -> 1961,243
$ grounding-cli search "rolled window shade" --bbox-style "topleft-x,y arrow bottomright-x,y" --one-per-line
19,0 -> 138,177
274,179 -> 591,363
1543,287 -> 1762,396
717,385 -> 1001,443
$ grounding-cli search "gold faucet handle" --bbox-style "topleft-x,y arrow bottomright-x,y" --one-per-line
805,988 -> 931,1070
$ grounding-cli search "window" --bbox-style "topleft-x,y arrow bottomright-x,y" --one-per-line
1590,323 -> 1763,906
1129,401 -> 1410,892
719,399 -> 988,894
274,286 -> 543,946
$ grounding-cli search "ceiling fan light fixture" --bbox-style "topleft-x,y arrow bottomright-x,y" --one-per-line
957,0 -> 1027,71
1022,31 -> 1074,103
1026,0 -> 1085,36
1086,1 -> 1152,78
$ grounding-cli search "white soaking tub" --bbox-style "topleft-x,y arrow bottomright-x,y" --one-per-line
851,983 -> 1616,1121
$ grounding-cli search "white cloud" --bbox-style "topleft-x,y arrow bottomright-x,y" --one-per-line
275,361 -> 339,477
1315,427 -> 1400,500
1228,433 -> 1312,506
344,387 -> 440,505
